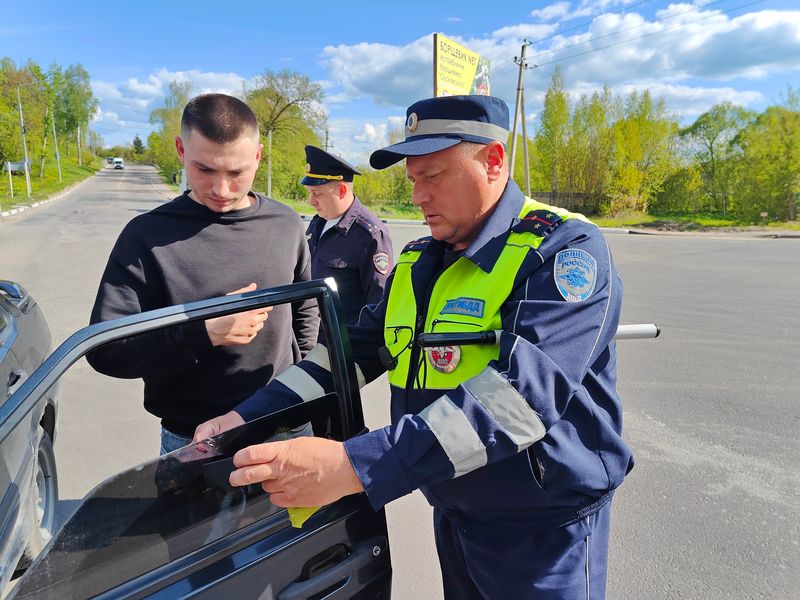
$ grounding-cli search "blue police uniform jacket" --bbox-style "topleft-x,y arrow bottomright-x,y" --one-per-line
238,180 -> 633,528
306,196 -> 393,325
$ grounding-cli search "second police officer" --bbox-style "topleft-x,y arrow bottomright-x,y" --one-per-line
302,145 -> 393,324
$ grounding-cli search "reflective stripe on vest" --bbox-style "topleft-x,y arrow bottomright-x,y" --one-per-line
384,197 -> 588,391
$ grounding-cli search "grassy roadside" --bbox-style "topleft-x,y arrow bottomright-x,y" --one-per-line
592,211 -> 800,232
0,156 -> 100,211
151,169 -> 800,232
277,201 -> 800,231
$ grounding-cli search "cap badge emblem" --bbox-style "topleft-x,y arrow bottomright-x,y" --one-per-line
406,112 -> 419,133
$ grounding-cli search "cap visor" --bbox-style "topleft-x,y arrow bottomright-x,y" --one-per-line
300,176 -> 330,186
369,137 -> 463,170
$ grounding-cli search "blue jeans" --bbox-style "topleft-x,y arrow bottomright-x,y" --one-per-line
160,428 -> 193,456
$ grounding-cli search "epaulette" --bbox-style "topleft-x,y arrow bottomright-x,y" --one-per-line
512,210 -> 563,237
401,236 -> 432,253
354,214 -> 383,234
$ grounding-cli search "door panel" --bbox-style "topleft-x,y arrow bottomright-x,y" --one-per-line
12,394 -> 391,599
7,280 -> 391,599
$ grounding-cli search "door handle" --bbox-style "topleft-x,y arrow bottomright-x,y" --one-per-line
277,537 -> 387,600
7,370 -> 27,398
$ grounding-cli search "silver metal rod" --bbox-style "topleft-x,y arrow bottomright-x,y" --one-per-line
615,323 -> 660,339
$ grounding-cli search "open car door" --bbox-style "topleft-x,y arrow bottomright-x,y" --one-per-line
6,279 -> 391,599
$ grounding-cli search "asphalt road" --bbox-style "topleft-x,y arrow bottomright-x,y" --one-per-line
0,165 -> 797,599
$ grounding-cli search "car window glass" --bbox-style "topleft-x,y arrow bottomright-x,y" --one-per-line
11,445 -> 280,599
11,391 -> 343,600
8,283 -> 355,596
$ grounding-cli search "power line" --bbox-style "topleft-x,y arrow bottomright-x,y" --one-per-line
486,0 -> 661,77
490,0 -> 762,79
534,0 -> 768,68
528,0 -> 737,63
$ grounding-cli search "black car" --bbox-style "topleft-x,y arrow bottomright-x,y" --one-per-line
9,280 -> 391,599
0,281 -> 58,590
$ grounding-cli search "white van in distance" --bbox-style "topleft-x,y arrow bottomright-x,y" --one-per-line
112,158 -> 124,169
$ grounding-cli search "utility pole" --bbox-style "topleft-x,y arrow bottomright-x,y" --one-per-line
39,106 -> 49,178
324,129 -> 330,152
520,87 -> 531,197
16,85 -> 32,198
267,129 -> 272,197
509,39 -> 535,195
52,114 -> 62,182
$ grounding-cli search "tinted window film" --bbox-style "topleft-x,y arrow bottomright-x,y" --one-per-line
11,395 -> 343,599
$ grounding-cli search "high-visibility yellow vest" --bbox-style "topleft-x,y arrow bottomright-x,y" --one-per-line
384,197 -> 589,390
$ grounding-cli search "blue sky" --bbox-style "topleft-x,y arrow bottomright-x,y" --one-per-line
4,0 -> 799,164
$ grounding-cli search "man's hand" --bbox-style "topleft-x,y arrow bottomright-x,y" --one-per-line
204,283 -> 273,347
230,437 -> 364,507
193,410 -> 245,442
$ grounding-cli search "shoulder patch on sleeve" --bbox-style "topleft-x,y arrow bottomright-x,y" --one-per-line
554,248 -> 597,302
512,210 -> 563,237
402,236 -> 432,253
373,251 -> 390,275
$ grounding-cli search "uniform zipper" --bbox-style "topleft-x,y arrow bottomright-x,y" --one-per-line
405,268 -> 448,400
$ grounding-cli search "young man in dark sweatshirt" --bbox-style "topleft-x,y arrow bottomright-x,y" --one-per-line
88,93 -> 319,454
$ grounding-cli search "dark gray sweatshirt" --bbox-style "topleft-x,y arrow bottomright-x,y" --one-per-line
88,192 -> 319,435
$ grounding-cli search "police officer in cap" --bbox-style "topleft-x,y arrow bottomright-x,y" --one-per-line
302,145 -> 393,324
197,96 -> 629,599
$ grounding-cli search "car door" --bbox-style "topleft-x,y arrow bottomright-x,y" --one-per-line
8,279 -> 392,599
0,296 -> 26,573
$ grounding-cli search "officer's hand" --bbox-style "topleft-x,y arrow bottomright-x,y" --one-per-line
193,410 -> 245,443
230,437 -> 364,507
205,283 -> 272,346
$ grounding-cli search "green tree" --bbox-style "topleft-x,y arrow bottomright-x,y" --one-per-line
148,80 -> 192,181
246,69 -> 326,199
607,90 -> 677,213
131,134 -> 145,158
652,165 -> 705,213
562,86 -> 615,211
51,63 -> 98,158
533,66 -> 570,193
731,106 -> 800,221
678,102 -> 754,214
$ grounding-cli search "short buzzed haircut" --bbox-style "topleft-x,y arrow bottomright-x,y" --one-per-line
181,93 -> 259,143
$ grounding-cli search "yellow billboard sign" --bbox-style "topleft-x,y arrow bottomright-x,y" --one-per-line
433,33 -> 491,97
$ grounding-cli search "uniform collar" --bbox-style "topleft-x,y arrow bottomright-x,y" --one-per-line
461,179 -> 525,272
332,196 -> 363,235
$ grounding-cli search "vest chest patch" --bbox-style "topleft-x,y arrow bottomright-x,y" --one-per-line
554,249 -> 597,302
427,345 -> 461,373
441,297 -> 485,318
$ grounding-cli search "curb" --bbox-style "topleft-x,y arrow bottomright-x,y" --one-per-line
0,171 -> 99,221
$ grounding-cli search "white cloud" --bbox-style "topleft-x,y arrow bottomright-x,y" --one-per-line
447,17 -> 462,23
491,24 -> 559,41
90,68 -> 256,146
325,114 -> 408,166
626,83 -> 764,117
323,35 -> 434,108
541,8 -> 800,88
315,5 -> 799,157
387,115 -> 406,129
353,123 -> 387,144
531,2 -> 572,22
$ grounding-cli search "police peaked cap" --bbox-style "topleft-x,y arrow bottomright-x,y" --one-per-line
301,145 -> 361,186
369,95 -> 510,170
